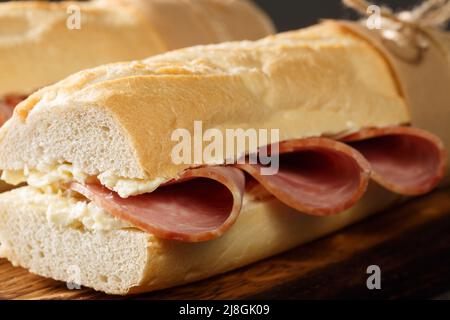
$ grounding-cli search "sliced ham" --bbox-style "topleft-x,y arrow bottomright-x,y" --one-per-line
69,126 -> 447,242
237,138 -> 371,216
0,101 -> 13,126
4,94 -> 28,108
0,94 -> 28,126
342,127 -> 447,195
71,166 -> 245,242
70,138 -> 372,241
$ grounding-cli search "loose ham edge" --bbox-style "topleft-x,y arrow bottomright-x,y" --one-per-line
236,137 -> 371,216
342,126 -> 448,195
71,167 -> 246,242
0,94 -> 28,126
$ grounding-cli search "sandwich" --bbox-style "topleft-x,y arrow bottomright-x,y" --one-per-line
0,0 -> 274,125
0,21 -> 447,295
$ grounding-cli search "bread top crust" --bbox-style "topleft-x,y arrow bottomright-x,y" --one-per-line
0,23 -> 409,182
0,0 -> 274,96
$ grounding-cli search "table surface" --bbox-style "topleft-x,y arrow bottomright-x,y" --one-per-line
2,188 -> 450,300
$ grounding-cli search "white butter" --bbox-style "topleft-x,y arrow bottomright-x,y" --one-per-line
46,196 -> 131,231
1,170 -> 26,185
98,170 -> 166,198
2,164 -> 166,198
2,164 -> 87,188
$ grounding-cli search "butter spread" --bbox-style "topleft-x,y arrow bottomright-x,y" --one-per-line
1,164 -> 166,198
2,186 -> 132,231
0,163 -> 168,231
1,163 -> 87,193
46,196 -> 131,231
98,171 -> 166,198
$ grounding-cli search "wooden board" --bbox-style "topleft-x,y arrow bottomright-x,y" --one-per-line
2,188 -> 450,300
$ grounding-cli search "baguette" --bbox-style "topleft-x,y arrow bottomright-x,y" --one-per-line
0,0 -> 274,96
0,22 -> 447,296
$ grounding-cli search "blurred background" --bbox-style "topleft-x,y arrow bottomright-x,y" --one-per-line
254,0 -> 441,31
2,0 -> 446,31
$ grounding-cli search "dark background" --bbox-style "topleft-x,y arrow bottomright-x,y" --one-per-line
1,1 -> 446,31
254,0 -> 429,31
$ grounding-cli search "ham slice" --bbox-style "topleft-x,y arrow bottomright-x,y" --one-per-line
237,138 -> 371,216
342,127 -> 447,195
0,101 -> 13,126
71,166 -> 245,242
70,138 -> 372,241
70,127 -> 446,242
4,94 -> 28,108
0,94 -> 28,126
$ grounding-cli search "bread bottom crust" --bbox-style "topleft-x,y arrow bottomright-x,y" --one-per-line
0,184 -> 401,295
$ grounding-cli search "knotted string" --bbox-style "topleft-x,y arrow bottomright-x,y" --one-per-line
343,0 -> 450,27
342,0 -> 450,61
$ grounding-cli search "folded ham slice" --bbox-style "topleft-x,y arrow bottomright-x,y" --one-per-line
0,94 -> 28,126
237,138 -> 371,216
3,94 -> 28,108
342,127 -> 447,195
70,127 -> 446,242
71,137 -> 372,241
71,166 -> 245,242
0,101 -> 13,126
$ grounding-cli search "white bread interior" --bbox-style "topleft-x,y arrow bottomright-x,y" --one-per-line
0,183 -> 401,295
0,0 -> 274,96
0,23 -> 409,181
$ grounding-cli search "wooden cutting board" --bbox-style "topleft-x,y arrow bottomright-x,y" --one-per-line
2,188 -> 450,300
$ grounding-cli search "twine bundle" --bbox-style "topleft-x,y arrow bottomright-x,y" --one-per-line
342,0 -> 450,61
343,0 -> 450,27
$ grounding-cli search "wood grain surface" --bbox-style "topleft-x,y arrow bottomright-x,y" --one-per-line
2,188 -> 450,300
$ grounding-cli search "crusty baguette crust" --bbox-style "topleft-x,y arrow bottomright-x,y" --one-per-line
0,0 -> 274,96
95,0 -> 275,50
0,23 -> 409,180
0,183 -> 401,295
332,21 -> 450,185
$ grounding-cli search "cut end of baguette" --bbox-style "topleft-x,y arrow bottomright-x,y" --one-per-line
0,187 -> 151,295
0,102 -> 146,179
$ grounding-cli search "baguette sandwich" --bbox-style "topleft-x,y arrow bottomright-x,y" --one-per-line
0,21 -> 448,295
0,0 -> 274,124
